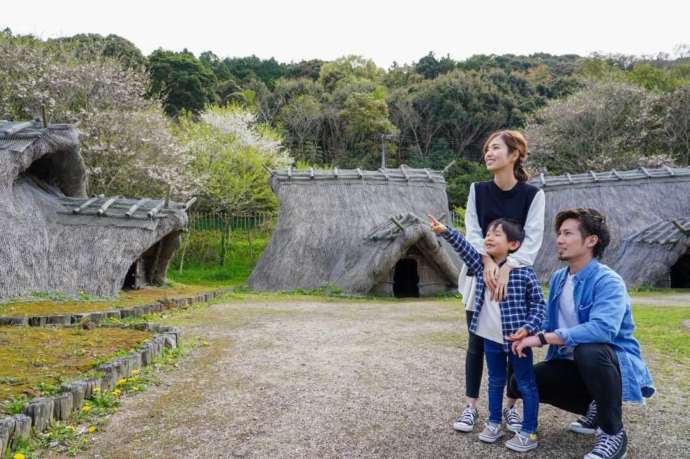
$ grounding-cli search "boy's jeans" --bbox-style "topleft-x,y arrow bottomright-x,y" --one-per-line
484,340 -> 539,434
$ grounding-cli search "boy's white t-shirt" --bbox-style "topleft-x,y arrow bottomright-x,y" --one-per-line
474,291 -> 504,344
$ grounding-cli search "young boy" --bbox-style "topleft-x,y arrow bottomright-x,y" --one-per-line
430,216 -> 546,453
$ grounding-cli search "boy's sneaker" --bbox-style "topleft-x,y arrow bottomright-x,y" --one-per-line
453,406 -> 478,432
503,406 -> 522,433
584,428 -> 627,459
505,431 -> 539,453
478,422 -> 503,443
570,400 -> 598,435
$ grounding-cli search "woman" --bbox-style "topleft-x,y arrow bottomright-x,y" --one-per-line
452,130 -> 545,434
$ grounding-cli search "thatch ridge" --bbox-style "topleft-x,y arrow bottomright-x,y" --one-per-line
528,165 -> 690,190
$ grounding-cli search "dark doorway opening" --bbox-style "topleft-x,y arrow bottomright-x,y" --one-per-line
670,249 -> 690,288
123,260 -> 140,290
394,258 -> 420,298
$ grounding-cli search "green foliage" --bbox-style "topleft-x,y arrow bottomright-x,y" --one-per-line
147,49 -> 218,117
175,104 -> 290,212
444,158 -> 492,209
50,33 -> 146,69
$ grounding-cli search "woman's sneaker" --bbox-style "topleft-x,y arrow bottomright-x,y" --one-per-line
570,400 -> 598,435
505,431 -> 539,453
503,406 -> 522,433
453,406 -> 478,432
584,428 -> 627,459
478,422 -> 503,443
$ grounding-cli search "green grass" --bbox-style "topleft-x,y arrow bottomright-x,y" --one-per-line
631,305 -> 690,366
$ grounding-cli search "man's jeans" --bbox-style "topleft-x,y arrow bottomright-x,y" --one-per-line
507,343 -> 623,434
484,340 -> 539,434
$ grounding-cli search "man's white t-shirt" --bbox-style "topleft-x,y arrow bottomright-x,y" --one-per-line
557,273 -> 578,359
475,291 -> 504,344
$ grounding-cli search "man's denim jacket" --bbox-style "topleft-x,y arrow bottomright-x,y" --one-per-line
546,258 -> 655,403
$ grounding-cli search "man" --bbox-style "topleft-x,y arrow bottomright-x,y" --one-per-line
508,208 -> 654,459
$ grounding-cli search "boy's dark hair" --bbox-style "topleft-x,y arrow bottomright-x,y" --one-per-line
487,218 -> 525,251
554,208 -> 611,258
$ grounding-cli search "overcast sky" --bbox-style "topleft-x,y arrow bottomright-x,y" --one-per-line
4,0 -> 689,67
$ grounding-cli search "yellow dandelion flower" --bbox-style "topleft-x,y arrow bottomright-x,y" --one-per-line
81,405 -> 91,413
93,387 -> 101,393
13,453 -> 26,459
131,369 -> 140,375
87,426 -> 96,433
116,378 -> 126,386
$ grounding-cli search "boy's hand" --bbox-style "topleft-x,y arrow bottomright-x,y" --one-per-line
428,215 -> 447,235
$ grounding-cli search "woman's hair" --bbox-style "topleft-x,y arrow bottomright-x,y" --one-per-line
482,130 -> 529,182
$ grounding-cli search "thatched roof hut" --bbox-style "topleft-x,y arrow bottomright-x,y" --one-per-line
529,166 -> 690,288
0,120 -> 193,299
248,167 -> 462,296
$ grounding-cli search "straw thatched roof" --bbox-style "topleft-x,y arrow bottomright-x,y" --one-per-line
0,120 -> 192,299
529,166 -> 690,287
248,167 -> 462,295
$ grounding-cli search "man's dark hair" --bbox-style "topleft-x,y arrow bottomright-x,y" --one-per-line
554,208 -> 611,258
487,218 -> 525,250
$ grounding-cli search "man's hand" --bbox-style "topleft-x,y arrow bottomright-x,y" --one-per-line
428,215 -> 448,235
483,256 -> 498,293
511,335 -> 540,358
506,327 -> 528,342
492,263 -> 513,301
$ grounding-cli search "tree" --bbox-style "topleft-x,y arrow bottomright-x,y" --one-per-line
661,86 -> 690,165
414,52 -> 456,79
0,34 -> 195,199
147,49 -> 217,117
277,94 -> 323,163
50,33 -> 146,69
526,80 -> 662,174
176,105 -> 293,213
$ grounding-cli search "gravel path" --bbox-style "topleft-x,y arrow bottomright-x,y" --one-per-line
629,293 -> 690,306
77,299 -> 689,459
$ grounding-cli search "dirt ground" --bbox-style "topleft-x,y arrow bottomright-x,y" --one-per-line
75,298 -> 689,459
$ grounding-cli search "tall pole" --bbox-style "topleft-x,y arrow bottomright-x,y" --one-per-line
381,134 -> 386,169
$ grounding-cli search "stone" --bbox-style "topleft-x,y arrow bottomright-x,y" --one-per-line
61,381 -> 86,409
98,364 -> 117,391
83,378 -> 100,399
106,310 -> 122,320
163,333 -> 177,349
141,343 -> 154,366
52,392 -> 74,421
0,317 -> 29,326
13,414 -> 31,440
0,416 -> 15,458
45,315 -> 72,326
120,308 -> 136,319
28,316 -> 47,326
23,397 -> 54,432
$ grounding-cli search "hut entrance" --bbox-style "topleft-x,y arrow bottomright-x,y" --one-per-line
670,248 -> 690,288
393,258 -> 420,298
123,259 -> 142,290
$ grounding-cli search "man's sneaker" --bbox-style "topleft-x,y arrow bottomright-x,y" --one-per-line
505,431 -> 539,453
453,406 -> 478,432
478,422 -> 503,443
584,428 -> 628,459
503,406 -> 522,433
570,400 -> 598,435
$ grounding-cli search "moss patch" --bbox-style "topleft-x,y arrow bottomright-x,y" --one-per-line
0,327 -> 153,404
0,283 -> 212,317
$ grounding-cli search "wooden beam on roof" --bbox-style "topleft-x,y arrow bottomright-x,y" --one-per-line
72,196 -> 99,214
672,220 -> 690,236
125,198 -> 149,217
97,196 -> 120,216
147,200 -> 165,218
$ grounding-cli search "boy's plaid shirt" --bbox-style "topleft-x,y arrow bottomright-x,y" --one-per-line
442,228 -> 546,352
